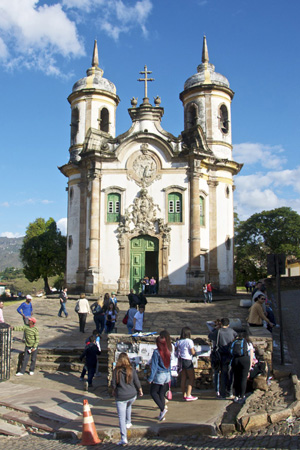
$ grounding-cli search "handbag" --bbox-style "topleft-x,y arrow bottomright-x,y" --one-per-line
75,303 -> 79,313
165,381 -> 172,400
122,310 -> 129,325
210,330 -> 221,371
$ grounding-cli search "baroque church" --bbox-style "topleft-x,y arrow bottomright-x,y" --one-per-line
59,37 -> 242,296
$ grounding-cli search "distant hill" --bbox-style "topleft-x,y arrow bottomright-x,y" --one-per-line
0,237 -> 24,270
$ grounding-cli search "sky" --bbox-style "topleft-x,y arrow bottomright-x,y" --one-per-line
1,0 -> 300,238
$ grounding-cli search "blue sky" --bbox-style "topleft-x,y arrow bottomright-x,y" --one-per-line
1,0 -> 300,237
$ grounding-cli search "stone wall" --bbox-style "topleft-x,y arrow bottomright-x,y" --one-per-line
107,333 -> 273,392
265,276 -> 300,290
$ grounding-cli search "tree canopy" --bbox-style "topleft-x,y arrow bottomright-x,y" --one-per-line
235,207 -> 300,284
20,218 -> 66,294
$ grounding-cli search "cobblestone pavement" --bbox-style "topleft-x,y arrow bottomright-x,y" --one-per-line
1,425 -> 300,450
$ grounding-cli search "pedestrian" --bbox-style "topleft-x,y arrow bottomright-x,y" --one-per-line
207,282 -> 213,303
58,288 -> 68,318
127,289 -> 140,307
175,327 -> 198,401
75,293 -> 91,333
138,292 -> 148,310
79,335 -> 101,390
202,284 -> 208,303
208,318 -> 237,399
133,305 -> 145,333
17,295 -> 33,324
127,303 -> 137,334
247,291 -> 274,329
110,292 -> 118,307
112,352 -> 143,445
0,301 -> 4,323
148,336 -> 171,421
105,302 -> 118,334
209,318 -> 222,397
149,276 -> 157,295
12,317 -> 39,376
231,331 -> 254,404
91,297 -> 106,335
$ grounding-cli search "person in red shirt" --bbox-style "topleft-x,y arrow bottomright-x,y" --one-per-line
207,282 -> 213,303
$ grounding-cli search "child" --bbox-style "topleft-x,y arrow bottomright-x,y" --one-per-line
79,335 -> 101,390
106,302 -> 117,334
133,305 -> 145,333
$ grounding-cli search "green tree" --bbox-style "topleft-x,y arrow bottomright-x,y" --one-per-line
20,218 -> 66,294
235,207 -> 300,284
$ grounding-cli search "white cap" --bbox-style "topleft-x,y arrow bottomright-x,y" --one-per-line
26,295 -> 32,300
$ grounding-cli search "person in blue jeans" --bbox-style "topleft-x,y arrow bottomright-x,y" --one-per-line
58,288 -> 68,318
79,335 -> 101,390
148,336 -> 171,421
112,353 -> 143,445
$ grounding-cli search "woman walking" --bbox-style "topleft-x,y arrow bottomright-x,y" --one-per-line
75,293 -> 91,333
91,297 -> 106,335
105,302 -> 118,334
112,353 -> 143,445
148,336 -> 171,421
231,331 -> 254,403
175,327 -> 198,401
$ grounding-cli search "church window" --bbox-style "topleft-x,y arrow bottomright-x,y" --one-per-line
70,108 -> 79,144
168,193 -> 182,223
219,104 -> 229,134
186,103 -> 199,129
107,193 -> 120,222
68,235 -> 73,249
100,108 -> 109,133
200,195 -> 205,226
225,185 -> 230,198
225,236 -> 231,250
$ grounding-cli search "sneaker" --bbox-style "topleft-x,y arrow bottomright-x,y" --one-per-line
126,423 -> 132,429
29,371 -> 34,376
15,372 -> 24,377
226,394 -> 235,400
158,408 -> 168,421
216,392 -> 221,398
85,381 -> 89,391
185,395 -> 198,401
117,439 -> 128,445
233,396 -> 240,403
79,377 -> 84,381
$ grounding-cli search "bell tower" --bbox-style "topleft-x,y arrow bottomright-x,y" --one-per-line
67,40 -> 120,163
180,36 -> 234,161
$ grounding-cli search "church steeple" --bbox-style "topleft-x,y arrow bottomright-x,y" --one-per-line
202,35 -> 209,64
92,40 -> 99,68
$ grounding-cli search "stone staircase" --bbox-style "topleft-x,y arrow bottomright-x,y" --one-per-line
34,347 -> 108,373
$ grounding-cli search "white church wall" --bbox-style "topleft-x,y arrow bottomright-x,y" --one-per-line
210,93 -> 232,146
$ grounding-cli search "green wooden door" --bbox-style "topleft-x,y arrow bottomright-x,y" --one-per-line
130,235 -> 158,292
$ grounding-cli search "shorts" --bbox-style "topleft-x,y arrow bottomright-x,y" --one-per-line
181,358 -> 194,370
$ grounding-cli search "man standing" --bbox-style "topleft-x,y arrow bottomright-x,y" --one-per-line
0,301 -> 4,323
209,318 -> 237,399
58,288 -> 68,318
17,295 -> 33,324
12,317 -> 39,376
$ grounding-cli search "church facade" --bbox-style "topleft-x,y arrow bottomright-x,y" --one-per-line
59,37 -> 242,296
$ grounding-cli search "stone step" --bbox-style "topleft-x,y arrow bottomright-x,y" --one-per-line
34,360 -> 108,373
38,347 -> 108,356
37,354 -> 108,363
0,417 -> 28,437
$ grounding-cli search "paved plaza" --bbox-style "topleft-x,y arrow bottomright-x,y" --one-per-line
0,291 -> 300,449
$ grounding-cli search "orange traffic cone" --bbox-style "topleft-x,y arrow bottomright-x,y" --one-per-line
81,399 -> 101,445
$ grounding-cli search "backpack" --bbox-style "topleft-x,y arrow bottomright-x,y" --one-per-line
230,338 -> 246,357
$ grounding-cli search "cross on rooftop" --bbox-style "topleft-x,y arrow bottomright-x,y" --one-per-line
138,65 -> 154,100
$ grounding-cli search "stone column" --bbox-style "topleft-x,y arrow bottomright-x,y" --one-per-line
85,169 -> 101,293
76,179 -> 88,289
207,177 -> 219,287
189,170 -> 201,271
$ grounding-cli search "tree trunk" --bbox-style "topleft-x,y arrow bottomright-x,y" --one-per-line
44,277 -> 51,295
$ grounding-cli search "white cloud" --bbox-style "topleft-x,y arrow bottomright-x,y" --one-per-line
0,0 -> 84,75
233,142 -> 286,170
0,202 -> 10,207
41,199 -> 54,204
57,217 -> 67,235
0,231 -> 23,238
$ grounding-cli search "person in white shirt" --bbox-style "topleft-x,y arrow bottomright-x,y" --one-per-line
0,301 -> 4,323
175,327 -> 198,402
133,305 -> 145,333
75,293 -> 91,333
